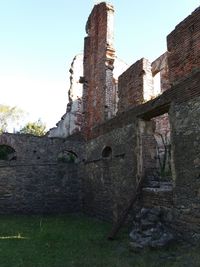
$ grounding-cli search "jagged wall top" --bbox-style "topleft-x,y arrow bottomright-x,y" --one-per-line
85,2 -> 114,35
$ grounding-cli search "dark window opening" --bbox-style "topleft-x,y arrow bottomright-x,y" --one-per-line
102,146 -> 112,158
153,113 -> 171,180
57,150 -> 78,163
0,145 -> 16,161
140,112 -> 172,181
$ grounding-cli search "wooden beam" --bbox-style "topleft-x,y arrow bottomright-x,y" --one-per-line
107,176 -> 144,240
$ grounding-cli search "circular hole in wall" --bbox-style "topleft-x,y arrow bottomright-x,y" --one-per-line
102,146 -> 112,158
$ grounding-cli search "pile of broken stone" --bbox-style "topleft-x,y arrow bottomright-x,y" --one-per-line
129,207 -> 174,251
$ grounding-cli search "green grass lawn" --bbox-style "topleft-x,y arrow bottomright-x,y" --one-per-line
0,214 -> 199,267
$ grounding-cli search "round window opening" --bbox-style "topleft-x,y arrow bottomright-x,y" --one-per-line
102,146 -> 112,158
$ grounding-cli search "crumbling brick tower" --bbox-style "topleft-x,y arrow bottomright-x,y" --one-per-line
82,2 -> 115,138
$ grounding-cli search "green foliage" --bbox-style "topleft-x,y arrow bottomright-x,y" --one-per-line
0,104 -> 24,133
57,151 -> 77,163
19,120 -> 47,136
0,145 -> 15,160
0,215 -> 199,267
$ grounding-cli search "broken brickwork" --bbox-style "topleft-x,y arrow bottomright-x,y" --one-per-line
49,3 -> 128,139
82,2 -> 115,138
117,58 -> 154,114
82,4 -> 200,241
167,6 -> 200,85
151,52 -> 170,93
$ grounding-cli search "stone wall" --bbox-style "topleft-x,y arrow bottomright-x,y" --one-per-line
0,133 -> 84,214
49,3 -> 200,240
83,123 -> 138,222
169,96 -> 200,238
82,70 -> 200,229
0,163 -> 80,214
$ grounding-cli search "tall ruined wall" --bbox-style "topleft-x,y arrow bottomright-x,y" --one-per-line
47,4 -> 200,240
48,54 -> 83,138
117,58 -> 154,114
82,2 -> 115,138
81,3 -> 200,227
0,134 -> 84,214
164,11 -> 200,240
83,68 -> 200,225
167,7 -> 200,85
48,53 -> 128,138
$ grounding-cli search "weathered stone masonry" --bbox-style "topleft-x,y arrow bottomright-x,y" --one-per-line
0,133 -> 84,214
0,3 -> 199,242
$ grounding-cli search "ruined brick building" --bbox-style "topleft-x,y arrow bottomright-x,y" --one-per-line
0,2 -> 200,241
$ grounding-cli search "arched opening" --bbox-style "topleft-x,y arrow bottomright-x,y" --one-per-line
0,145 -> 16,160
102,146 -> 112,158
57,150 -> 78,163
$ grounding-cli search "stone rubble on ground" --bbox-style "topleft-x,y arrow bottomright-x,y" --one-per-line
129,207 -> 174,250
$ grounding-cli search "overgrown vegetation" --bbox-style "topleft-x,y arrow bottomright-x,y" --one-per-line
0,104 -> 47,135
57,150 -> 77,163
0,215 -> 199,267
0,104 -> 24,133
0,145 -> 16,160
19,120 -> 47,136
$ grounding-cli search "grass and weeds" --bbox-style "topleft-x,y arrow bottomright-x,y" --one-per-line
0,214 -> 199,267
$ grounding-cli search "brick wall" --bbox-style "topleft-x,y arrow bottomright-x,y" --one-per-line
167,7 -> 200,85
82,2 -> 115,138
117,58 -> 153,113
151,52 -> 170,94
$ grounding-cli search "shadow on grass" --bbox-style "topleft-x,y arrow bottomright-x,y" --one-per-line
0,214 -> 199,267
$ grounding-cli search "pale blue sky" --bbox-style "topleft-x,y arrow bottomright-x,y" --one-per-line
0,0 -> 199,129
